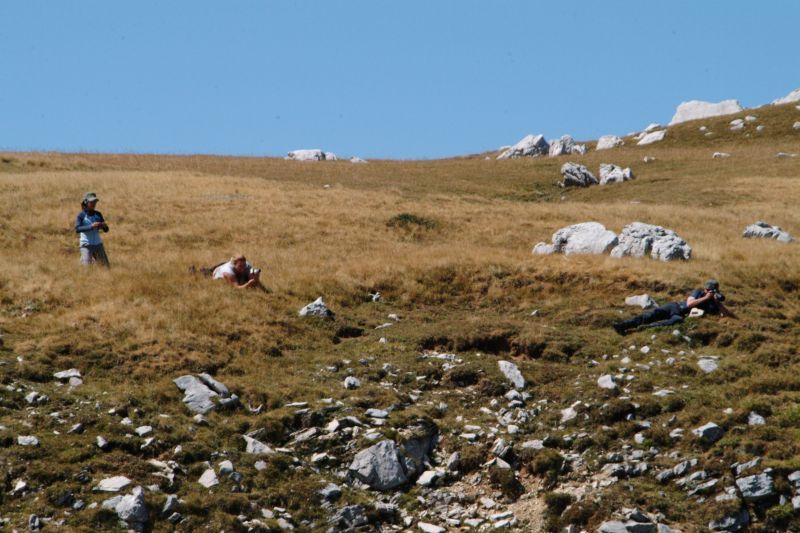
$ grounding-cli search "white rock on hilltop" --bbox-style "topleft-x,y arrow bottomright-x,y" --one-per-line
350,156 -> 368,164
772,88 -> 800,105
596,135 -> 624,151
533,222 -> 618,256
286,149 -> 325,161
598,164 -> 634,185
669,99 -> 743,125
497,134 -> 549,159
548,135 -> 587,157
637,130 -> 666,146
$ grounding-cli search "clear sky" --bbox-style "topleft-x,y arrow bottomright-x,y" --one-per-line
1,1 -> 798,159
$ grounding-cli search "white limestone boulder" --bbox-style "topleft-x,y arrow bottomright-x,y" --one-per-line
669,100 -> 743,125
611,222 -> 692,261
742,221 -> 794,243
533,222 -> 618,256
286,149 -> 325,161
596,135 -> 624,151
560,162 -> 598,187
548,135 -> 587,157
598,164 -> 634,185
637,130 -> 666,146
497,134 -> 549,159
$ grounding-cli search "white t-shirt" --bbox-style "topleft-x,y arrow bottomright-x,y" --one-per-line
212,261 -> 252,281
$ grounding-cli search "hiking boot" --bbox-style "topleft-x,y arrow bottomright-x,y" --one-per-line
612,323 -> 628,336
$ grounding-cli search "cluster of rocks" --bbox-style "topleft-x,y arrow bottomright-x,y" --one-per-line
559,162 -> 634,188
173,373 -> 239,414
286,150 -> 368,163
533,222 -> 691,261
497,134 -> 586,159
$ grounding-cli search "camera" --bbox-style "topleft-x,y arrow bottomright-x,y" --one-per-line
712,291 -> 725,302
252,268 -> 261,275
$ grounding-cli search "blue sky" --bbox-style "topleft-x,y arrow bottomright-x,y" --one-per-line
1,1 -> 798,159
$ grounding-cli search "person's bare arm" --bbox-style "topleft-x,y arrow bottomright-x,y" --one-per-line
686,291 -> 714,309
223,272 -> 252,289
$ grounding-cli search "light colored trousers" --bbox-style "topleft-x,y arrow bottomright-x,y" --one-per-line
80,244 -> 110,267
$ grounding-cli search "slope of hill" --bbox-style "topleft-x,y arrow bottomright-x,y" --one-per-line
0,102 -> 799,531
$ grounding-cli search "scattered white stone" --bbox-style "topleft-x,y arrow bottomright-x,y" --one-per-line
53,369 -> 81,380
286,149 -> 325,161
697,357 -> 720,374
670,99 -> 743,125
748,411 -> 766,426
418,522 -> 446,533
497,360 -> 525,389
95,476 -> 132,492
597,374 -> 617,390
560,162 -> 598,187
17,435 -> 39,446
692,422 -> 724,444
793,121 -> 800,130
640,346 -> 651,354
350,156 -> 367,164
742,221 -> 795,243
637,130 -> 666,146
533,222 -> 618,256
730,118 -> 745,131
343,376 -> 361,390
712,152 -> 731,159
102,486 -> 148,530
198,469 -> 219,488
134,426 -> 152,437
243,435 -> 275,455
173,375 -> 218,414
299,297 -> 333,318
497,134 -> 549,159
598,163 -> 634,185
596,135 -> 624,151
611,222 -> 692,261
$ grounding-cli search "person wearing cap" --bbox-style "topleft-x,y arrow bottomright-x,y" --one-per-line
612,279 -> 735,335
75,192 -> 110,267
212,254 -> 262,289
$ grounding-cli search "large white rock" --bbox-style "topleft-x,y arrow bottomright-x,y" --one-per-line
669,99 -> 743,125
548,135 -> 587,157
625,294 -> 657,308
597,374 -> 617,390
596,135 -> 624,151
497,134 -> 549,159
555,222 -> 618,255
772,88 -> 800,106
611,222 -> 692,261
349,439 -> 408,490
742,221 -> 794,243
324,152 -> 338,161
637,130 -> 666,146
198,468 -> 219,488
173,375 -> 218,414
286,149 -> 325,161
497,360 -> 525,389
598,164 -> 634,185
560,162 -> 598,187
243,435 -> 275,455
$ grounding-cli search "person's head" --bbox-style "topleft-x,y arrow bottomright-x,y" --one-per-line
704,279 -> 720,292
82,192 -> 99,210
230,254 -> 247,273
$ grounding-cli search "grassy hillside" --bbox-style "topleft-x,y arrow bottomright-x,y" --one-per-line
0,102 -> 799,531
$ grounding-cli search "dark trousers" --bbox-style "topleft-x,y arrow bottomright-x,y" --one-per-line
620,302 -> 685,331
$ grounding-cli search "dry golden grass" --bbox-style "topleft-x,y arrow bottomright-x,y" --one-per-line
0,102 -> 799,530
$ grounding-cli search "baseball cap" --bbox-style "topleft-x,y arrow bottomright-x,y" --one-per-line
83,192 -> 99,203
704,279 -> 720,290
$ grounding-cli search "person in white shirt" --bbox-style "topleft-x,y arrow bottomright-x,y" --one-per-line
212,254 -> 262,289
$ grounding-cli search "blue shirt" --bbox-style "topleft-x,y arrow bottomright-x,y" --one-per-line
75,210 -> 107,246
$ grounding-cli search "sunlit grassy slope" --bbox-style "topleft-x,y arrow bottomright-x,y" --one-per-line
0,101 -> 798,530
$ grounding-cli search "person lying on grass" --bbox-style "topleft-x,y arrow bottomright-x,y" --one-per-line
613,279 -> 736,335
75,192 -> 110,267
212,254 -> 263,289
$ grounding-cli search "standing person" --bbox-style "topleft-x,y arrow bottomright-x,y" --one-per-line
613,279 -> 735,335
74,192 -> 110,267
212,254 -> 262,289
